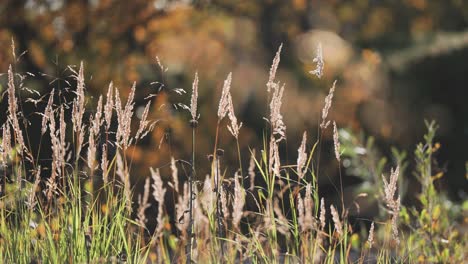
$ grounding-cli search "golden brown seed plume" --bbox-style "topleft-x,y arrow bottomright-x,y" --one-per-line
104,82 -> 114,130
383,166 -> 399,208
232,171 -> 245,230
382,166 -> 401,244
227,92 -> 242,139
59,106 -> 66,166
269,83 -> 286,142
333,121 -> 341,162
7,65 -> 26,155
116,82 -> 136,148
319,197 -> 326,230
269,138 -> 281,178
267,43 -> 283,92
87,117 -> 97,171
391,196 -> 400,245
297,131 -> 307,180
1,123 -> 12,167
201,174 -> 215,214
92,95 -> 103,136
151,168 -> 166,235
11,38 -> 16,62
116,151 -> 132,212
298,184 -> 315,231
171,157 -> 179,194
367,221 -> 375,249
135,101 -> 151,140
248,149 -> 256,191
46,105 -> 61,200
26,166 -> 41,210
72,61 -> 85,133
42,89 -> 54,135
190,72 -> 199,122
101,144 -> 108,185
136,177 -> 151,227
330,205 -> 343,237
217,72 -> 232,120
320,80 -> 336,129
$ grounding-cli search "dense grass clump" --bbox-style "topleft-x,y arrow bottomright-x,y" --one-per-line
0,44 -> 466,263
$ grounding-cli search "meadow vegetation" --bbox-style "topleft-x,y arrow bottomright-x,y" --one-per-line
0,43 -> 466,263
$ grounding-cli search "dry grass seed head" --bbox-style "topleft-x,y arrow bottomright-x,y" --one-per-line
297,131 -> 307,180
135,101 -> 151,140
72,61 -> 85,133
333,121 -> 341,162
116,151 -> 132,211
93,95 -> 103,136
104,82 -> 114,130
26,166 -> 41,210
248,149 -> 256,191
303,184 -> 314,229
11,38 -> 16,62
59,106 -> 67,163
367,221 -> 375,248
7,65 -> 26,155
220,184 -> 229,219
136,177 -> 151,226
116,82 -> 136,148
227,92 -> 242,139
320,80 -> 337,129
176,182 -> 190,233
47,105 -> 62,194
319,197 -> 326,230
87,117 -> 97,171
217,72 -> 232,120
383,166 -> 400,208
330,204 -> 343,237
232,171 -> 245,230
101,144 -> 109,185
297,193 -> 305,231
267,43 -> 283,92
391,196 -> 400,244
269,83 -> 286,142
151,168 -> 166,204
190,72 -> 199,121
1,123 -> 12,166
42,89 -> 54,135
170,157 -> 179,193
151,167 -> 166,235
269,138 -> 281,178
201,174 -> 215,214
298,184 -> 315,232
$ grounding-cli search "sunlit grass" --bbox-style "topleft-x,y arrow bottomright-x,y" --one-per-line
0,47 -> 466,263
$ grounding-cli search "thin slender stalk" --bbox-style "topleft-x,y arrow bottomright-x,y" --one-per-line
186,122 -> 196,264
212,121 -> 225,249
235,139 -> 243,185
338,163 -> 345,215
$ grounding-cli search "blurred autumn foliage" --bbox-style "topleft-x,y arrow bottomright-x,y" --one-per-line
1,0 -> 467,198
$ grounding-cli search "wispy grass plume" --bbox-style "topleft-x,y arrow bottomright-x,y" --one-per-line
320,80 -> 336,129
297,131 -> 307,181
217,72 -> 232,121
333,121 -> 341,162
7,65 -> 26,155
190,72 -> 199,123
